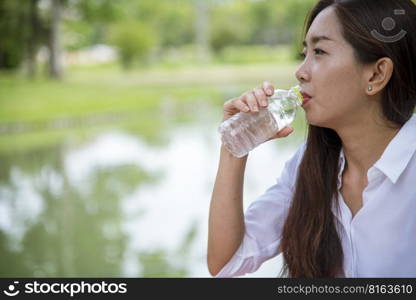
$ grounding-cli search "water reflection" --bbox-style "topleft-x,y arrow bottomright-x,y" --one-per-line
0,125 -> 209,277
0,144 -> 140,276
0,112 -> 306,277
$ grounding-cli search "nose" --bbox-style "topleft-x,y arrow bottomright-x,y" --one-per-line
295,60 -> 310,83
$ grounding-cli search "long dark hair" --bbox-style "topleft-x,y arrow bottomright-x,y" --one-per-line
279,0 -> 416,277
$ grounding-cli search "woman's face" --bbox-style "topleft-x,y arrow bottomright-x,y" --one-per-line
296,6 -> 369,129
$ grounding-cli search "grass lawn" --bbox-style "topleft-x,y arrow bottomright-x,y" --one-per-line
0,61 -> 299,153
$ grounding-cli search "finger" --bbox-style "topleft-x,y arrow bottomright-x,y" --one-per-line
253,87 -> 268,107
223,98 -> 238,112
263,81 -> 275,96
234,97 -> 250,112
224,97 -> 247,114
244,91 -> 259,112
276,126 -> 294,137
266,126 -> 294,141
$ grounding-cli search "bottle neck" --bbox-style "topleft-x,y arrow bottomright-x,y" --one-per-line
289,85 -> 303,107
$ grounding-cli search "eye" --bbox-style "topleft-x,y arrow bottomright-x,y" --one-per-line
314,48 -> 326,55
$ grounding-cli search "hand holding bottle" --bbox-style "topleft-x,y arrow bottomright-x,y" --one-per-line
219,81 -> 299,157
222,81 -> 294,138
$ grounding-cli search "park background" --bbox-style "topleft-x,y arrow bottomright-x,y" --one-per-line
0,0 -> 316,277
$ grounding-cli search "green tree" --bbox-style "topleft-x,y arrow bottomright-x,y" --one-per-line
0,0 -> 30,69
209,0 -> 251,54
65,0 -> 123,49
109,21 -> 157,69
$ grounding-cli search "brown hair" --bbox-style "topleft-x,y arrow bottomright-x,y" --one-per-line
279,0 -> 416,277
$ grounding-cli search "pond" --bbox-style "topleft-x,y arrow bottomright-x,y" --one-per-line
0,90 -> 308,277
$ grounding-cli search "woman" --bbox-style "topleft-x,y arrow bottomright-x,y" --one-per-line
208,0 -> 416,277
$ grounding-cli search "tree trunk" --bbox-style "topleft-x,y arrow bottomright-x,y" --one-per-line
27,0 -> 39,78
195,0 -> 210,63
49,0 -> 63,78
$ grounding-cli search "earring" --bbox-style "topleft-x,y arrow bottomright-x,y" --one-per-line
367,85 -> 373,92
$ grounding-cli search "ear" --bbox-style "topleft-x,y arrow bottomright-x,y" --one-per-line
364,57 -> 394,95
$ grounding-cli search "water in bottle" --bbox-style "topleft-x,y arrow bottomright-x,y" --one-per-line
218,85 -> 304,158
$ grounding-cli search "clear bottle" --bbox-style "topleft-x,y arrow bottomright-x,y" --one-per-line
218,85 -> 304,158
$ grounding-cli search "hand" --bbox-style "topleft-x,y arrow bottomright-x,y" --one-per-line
264,125 -> 294,142
222,81 -> 275,121
222,81 -> 294,141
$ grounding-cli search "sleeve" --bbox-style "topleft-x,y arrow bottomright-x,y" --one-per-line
214,142 -> 306,278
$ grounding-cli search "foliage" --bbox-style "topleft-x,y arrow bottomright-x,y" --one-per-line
108,21 -> 157,69
0,0 -> 319,72
0,0 -> 29,69
209,0 -> 252,54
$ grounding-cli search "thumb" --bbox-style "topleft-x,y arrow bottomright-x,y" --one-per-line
266,126 -> 294,141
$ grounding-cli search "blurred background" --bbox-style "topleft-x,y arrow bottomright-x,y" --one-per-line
0,0 -> 314,277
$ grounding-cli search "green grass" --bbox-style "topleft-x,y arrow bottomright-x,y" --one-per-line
0,61 -> 300,153
0,62 -> 299,123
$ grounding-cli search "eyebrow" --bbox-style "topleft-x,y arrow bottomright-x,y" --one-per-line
302,35 -> 333,47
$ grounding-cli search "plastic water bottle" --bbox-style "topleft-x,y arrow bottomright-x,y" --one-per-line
218,85 -> 304,158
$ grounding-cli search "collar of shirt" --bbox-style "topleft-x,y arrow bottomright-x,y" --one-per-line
336,114 -> 416,189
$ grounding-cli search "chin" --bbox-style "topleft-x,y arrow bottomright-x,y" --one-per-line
305,113 -> 320,127
305,114 -> 335,129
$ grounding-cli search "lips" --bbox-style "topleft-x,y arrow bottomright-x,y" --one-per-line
300,92 -> 312,106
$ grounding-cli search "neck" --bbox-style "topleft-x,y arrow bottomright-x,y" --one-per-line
335,116 -> 400,176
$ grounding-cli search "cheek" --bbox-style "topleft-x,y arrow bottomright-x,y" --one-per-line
316,60 -> 362,107
307,61 -> 363,126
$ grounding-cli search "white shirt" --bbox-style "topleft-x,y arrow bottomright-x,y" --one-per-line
215,114 -> 416,278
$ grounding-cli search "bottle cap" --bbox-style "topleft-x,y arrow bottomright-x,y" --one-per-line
291,85 -> 304,105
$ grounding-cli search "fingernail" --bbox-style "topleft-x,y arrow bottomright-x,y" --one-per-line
261,100 -> 267,106
267,88 -> 273,95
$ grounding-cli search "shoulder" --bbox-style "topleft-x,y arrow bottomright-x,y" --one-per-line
275,141 -> 307,192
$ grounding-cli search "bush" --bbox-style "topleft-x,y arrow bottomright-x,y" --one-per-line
108,21 -> 157,69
